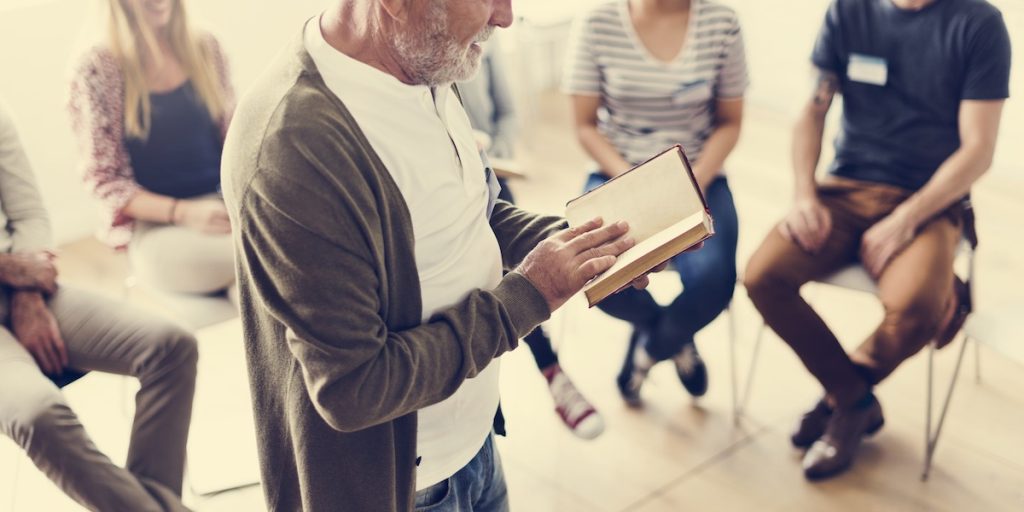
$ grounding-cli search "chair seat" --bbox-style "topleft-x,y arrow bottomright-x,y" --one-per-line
818,264 -> 878,295
814,241 -> 972,296
145,287 -> 238,331
965,300 -> 1024,366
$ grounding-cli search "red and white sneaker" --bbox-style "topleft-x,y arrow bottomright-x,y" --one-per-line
543,365 -> 605,440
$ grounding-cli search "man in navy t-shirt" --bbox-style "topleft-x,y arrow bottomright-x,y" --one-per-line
744,0 -> 1010,480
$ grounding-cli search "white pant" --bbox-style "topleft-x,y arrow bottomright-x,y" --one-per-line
129,221 -> 234,295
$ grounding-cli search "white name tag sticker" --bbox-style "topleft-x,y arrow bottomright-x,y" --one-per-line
847,54 -> 888,86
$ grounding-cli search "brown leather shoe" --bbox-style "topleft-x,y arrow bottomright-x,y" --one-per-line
935,277 -> 971,349
802,394 -> 884,481
791,398 -> 832,449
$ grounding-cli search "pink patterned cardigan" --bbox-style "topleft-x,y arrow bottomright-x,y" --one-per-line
68,33 -> 235,249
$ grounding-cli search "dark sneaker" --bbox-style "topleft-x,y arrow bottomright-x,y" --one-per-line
617,328 -> 653,407
791,398 -> 833,449
802,394 -> 885,481
671,342 -> 708,397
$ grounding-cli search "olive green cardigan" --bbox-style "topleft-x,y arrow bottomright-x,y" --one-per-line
222,35 -> 564,511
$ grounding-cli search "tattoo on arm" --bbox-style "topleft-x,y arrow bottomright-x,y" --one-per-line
813,72 -> 840,106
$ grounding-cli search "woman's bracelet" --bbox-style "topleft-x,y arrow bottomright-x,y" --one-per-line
168,198 -> 179,225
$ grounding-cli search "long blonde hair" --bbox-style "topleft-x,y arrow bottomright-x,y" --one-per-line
104,0 -> 226,139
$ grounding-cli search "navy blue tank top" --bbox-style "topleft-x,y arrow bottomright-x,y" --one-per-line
126,81 -> 222,199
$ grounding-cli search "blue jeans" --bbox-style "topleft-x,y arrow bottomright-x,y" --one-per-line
414,435 -> 509,512
583,172 -> 739,361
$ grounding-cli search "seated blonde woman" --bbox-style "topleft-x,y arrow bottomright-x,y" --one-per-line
69,0 -> 235,296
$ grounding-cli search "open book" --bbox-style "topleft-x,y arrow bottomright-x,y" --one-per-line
565,145 -> 714,307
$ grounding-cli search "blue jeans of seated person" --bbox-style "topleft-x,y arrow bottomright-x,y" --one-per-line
582,172 -> 739,361
415,435 -> 509,511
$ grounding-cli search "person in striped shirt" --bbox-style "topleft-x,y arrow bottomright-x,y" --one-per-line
563,0 -> 747,406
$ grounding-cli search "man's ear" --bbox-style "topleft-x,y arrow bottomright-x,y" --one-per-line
379,0 -> 412,23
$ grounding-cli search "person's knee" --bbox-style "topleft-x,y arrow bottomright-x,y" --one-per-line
743,256 -> 787,307
881,299 -> 943,344
140,323 -> 199,378
0,387 -> 67,444
164,325 -> 199,369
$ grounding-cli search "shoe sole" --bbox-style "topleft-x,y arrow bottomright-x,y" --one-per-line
793,407 -> 883,450
803,416 -> 886,481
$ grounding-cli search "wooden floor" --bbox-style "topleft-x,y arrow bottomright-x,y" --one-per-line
2,92 -> 1022,511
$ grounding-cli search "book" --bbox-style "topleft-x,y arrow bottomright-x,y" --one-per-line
565,145 -> 714,307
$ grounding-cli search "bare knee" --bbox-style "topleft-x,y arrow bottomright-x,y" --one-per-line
880,299 -> 944,345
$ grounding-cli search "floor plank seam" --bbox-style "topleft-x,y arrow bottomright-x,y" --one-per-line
618,422 -> 772,512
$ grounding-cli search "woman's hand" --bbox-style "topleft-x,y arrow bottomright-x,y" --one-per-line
173,198 -> 232,235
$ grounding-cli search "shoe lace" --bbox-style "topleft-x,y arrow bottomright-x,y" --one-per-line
673,344 -> 699,374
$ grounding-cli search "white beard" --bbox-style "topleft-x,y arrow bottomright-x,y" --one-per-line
393,3 -> 492,86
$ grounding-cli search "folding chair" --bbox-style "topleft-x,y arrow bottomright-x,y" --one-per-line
729,202 -> 978,481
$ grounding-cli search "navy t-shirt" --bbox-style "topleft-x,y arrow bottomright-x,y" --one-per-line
125,81 -> 223,199
812,0 -> 1011,191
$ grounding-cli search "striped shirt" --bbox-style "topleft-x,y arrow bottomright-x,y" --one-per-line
563,0 -> 748,166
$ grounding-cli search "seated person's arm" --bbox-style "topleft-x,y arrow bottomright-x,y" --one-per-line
692,97 -> 743,191
0,106 -> 66,374
571,94 -> 632,178
780,69 -> 839,254
123,190 -> 231,235
0,107 -> 53,255
860,100 -> 1004,277
69,53 -> 145,228
0,105 -> 57,293
891,100 -> 1004,227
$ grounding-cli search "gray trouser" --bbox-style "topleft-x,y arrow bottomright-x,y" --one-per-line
0,286 -> 197,511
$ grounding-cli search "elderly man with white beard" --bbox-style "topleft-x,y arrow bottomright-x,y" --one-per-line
221,1 -> 668,510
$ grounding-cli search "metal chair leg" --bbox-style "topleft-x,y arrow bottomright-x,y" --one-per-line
740,325 -> 765,418
728,302 -> 739,425
974,339 -> 982,384
922,335 -> 972,481
924,342 -> 935,480
731,314 -> 765,426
